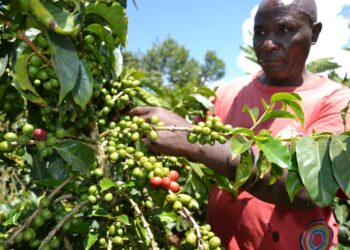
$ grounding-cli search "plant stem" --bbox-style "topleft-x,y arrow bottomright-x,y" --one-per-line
179,207 -> 205,250
128,197 -> 159,250
38,200 -> 88,250
155,126 -> 194,132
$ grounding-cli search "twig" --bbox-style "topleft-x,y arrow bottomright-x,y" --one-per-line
4,178 -> 71,248
107,238 -> 113,250
38,200 -> 88,250
179,207 -> 205,250
53,193 -> 74,204
128,198 -> 159,250
154,126 -> 193,132
63,236 -> 74,250
48,178 -> 71,200
16,30 -> 52,65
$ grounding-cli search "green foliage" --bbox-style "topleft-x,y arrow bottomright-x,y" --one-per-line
0,1 -> 224,249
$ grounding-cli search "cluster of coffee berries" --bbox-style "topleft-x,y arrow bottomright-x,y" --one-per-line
187,116 -> 232,145
166,193 -> 198,211
149,169 -> 181,193
184,224 -> 222,250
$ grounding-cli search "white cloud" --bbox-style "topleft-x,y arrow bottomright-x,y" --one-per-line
237,1 -> 350,77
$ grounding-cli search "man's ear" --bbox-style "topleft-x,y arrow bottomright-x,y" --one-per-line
311,22 -> 322,44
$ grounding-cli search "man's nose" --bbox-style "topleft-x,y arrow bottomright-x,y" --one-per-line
261,39 -> 279,51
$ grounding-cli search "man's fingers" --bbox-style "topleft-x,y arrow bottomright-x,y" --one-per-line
129,106 -> 151,117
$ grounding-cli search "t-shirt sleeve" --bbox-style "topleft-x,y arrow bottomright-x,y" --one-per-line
304,86 -> 350,135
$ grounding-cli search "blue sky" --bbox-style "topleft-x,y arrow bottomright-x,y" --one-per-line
125,1 -> 260,81
125,1 -> 350,82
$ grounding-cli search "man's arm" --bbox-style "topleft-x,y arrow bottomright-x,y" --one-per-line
130,106 -> 315,209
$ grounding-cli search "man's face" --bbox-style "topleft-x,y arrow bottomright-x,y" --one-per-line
253,1 -> 315,83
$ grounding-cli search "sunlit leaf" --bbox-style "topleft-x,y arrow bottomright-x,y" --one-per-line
85,3 -> 128,46
100,178 -> 115,191
260,110 -> 295,123
270,92 -> 302,103
196,86 -> 216,97
230,134 -> 253,159
256,136 -> 291,169
135,87 -> 170,108
113,48 -> 123,77
14,53 -> 45,104
84,233 -> 98,250
242,105 -> 259,124
190,94 -> 214,113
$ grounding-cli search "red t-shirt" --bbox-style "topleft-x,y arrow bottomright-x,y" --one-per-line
206,72 -> 350,250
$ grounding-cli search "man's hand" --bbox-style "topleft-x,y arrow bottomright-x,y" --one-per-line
129,106 -> 195,158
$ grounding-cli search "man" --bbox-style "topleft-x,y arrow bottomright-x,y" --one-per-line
131,0 -> 350,249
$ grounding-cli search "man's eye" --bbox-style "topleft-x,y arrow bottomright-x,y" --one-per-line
254,30 -> 265,36
280,26 -> 292,33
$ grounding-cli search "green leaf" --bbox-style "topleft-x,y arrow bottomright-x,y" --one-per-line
283,100 -> 305,127
46,31 -> 80,104
260,110 -> 295,124
256,136 -> 291,169
196,86 -> 216,97
215,174 -> 238,196
233,150 -> 253,189
190,94 -> 214,113
85,23 -> 115,53
44,2 -> 78,33
85,3 -> 128,46
269,164 -> 285,185
47,155 -> 68,180
73,59 -> 93,108
257,154 -> 272,179
154,210 -> 177,224
189,162 -> 204,178
286,171 -> 303,202
230,127 -> 255,138
84,233 -> 98,250
54,140 -> 95,176
242,105 -> 259,124
113,48 -> 123,78
230,134 -> 253,159
270,92 -> 302,103
3,210 -> 21,226
330,135 -> 350,197
334,204 -> 349,224
14,53 -> 45,104
100,178 -> 115,191
135,87 -> 170,108
140,79 -> 165,97
117,214 -> 130,225
296,136 -> 338,207
30,151 -> 50,181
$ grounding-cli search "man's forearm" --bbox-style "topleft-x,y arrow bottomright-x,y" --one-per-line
187,141 -> 315,209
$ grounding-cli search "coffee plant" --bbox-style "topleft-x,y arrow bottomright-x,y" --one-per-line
1,1 -> 350,250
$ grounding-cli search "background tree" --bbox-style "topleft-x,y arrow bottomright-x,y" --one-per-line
123,37 -> 226,87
